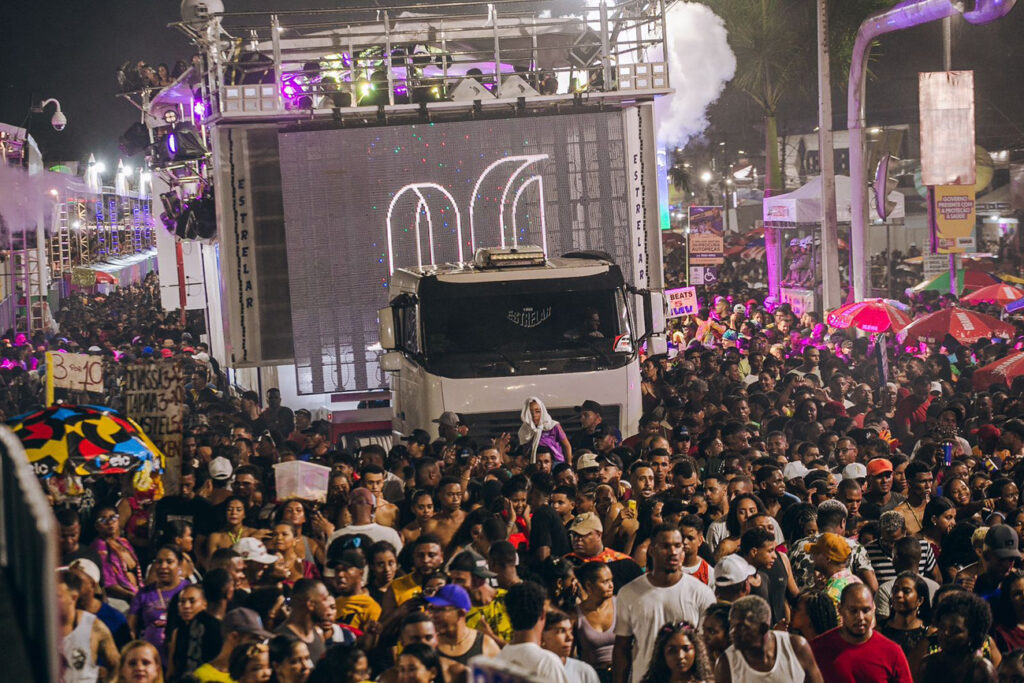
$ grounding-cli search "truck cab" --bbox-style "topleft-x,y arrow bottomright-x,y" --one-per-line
379,246 -> 647,439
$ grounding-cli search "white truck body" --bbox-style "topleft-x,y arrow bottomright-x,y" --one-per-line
379,250 -> 646,438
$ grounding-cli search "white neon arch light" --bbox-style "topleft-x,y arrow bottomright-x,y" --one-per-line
510,175 -> 548,254
386,183 -> 464,275
469,154 -> 549,250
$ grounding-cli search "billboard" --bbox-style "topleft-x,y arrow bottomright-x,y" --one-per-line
687,205 -> 724,266
278,112 -> 634,394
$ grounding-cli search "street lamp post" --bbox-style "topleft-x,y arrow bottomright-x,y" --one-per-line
848,0 -> 1016,303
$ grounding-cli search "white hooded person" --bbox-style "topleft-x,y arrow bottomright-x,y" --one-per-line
518,396 -> 572,464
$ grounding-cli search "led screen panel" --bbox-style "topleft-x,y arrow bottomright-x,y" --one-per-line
279,111 -> 631,394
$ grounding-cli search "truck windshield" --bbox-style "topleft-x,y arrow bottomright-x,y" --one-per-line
418,271 -> 634,378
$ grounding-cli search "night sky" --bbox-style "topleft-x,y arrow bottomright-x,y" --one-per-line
2,1 -> 1022,169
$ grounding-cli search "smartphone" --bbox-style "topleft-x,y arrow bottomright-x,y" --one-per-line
628,499 -> 637,514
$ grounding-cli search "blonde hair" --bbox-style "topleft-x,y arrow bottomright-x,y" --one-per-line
117,640 -> 164,683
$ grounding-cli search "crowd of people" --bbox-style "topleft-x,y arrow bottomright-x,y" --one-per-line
29,262 -> 1024,683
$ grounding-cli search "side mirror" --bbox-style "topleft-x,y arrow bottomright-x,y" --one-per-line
378,307 -> 397,350
380,351 -> 402,372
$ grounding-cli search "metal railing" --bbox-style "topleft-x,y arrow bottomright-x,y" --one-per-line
173,0 -> 670,122
0,425 -> 59,683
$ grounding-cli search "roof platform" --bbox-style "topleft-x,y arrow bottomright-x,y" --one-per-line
166,0 -> 671,127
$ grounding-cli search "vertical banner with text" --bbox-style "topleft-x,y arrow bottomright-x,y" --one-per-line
931,185 -> 976,254
687,206 -> 724,289
123,360 -> 185,495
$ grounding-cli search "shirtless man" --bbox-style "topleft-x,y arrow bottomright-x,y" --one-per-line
361,465 -> 400,529
58,569 -> 120,681
423,477 -> 467,550
401,489 -> 435,545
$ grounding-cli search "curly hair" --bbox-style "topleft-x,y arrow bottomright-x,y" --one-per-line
639,621 -> 713,683
932,590 -> 992,651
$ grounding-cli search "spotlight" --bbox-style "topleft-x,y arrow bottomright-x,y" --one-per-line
156,123 -> 207,164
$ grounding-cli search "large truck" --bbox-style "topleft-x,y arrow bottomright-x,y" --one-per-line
146,1 -> 671,438
379,246 -> 662,437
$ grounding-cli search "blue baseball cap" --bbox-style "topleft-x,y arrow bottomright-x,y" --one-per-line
424,584 -> 472,612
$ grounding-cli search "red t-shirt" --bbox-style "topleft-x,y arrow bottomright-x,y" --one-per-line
810,628 -> 912,683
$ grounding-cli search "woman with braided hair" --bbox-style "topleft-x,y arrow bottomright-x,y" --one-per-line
640,620 -> 713,683
789,590 -> 839,641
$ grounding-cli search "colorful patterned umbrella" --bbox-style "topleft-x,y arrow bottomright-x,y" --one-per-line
960,284 -> 1024,306
826,299 -> 912,333
897,307 -> 1016,345
973,351 -> 1024,390
7,405 -> 164,479
911,269 -> 1002,295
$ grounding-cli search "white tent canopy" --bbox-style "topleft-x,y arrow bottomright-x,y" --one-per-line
763,175 -> 905,227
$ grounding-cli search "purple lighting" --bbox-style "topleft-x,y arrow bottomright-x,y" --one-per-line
166,133 -> 177,155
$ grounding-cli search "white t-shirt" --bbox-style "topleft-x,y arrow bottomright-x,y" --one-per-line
495,643 -> 571,683
614,574 -> 717,683
565,657 -> 601,683
706,517 -> 784,554
681,558 -> 715,586
326,522 -> 403,552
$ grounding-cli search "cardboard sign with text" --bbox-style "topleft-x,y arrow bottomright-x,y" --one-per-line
665,286 -> 698,318
49,353 -> 104,393
123,360 -> 185,494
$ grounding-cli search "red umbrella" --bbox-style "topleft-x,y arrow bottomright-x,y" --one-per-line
898,307 -> 1016,345
827,299 -> 912,333
960,283 -> 1024,306
973,351 -> 1024,389
94,271 -> 118,285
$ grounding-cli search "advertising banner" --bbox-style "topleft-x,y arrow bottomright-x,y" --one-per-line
666,286 -> 698,318
123,360 -> 185,494
932,185 -> 976,254
687,205 -> 724,265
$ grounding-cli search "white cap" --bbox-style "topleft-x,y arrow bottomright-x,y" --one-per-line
783,461 -> 809,482
715,555 -> 757,587
209,456 -> 233,480
842,462 -> 867,480
68,558 -> 102,585
233,538 -> 279,564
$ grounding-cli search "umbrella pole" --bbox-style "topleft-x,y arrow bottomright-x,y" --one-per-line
949,254 -> 957,296
45,352 -> 54,407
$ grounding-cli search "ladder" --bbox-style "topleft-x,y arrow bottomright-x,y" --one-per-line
49,199 -> 72,277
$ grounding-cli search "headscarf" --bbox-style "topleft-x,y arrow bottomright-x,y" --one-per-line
518,396 -> 557,463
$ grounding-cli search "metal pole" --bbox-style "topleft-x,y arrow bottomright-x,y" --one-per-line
493,5 -> 501,90
818,0 -> 841,310
271,14 -> 282,109
943,16 -> 957,296
600,1 -> 611,90
384,10 -> 394,106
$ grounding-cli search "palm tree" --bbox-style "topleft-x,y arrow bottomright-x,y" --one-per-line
701,0 -> 895,195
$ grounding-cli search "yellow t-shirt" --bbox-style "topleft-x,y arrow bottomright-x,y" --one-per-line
336,593 -> 382,630
390,574 -> 422,607
466,589 -> 513,643
192,663 -> 235,683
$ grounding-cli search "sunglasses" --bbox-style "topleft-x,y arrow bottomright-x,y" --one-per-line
97,514 -> 119,524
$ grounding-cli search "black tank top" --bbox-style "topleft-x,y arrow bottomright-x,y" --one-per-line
449,631 -> 486,666
751,559 -> 788,625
